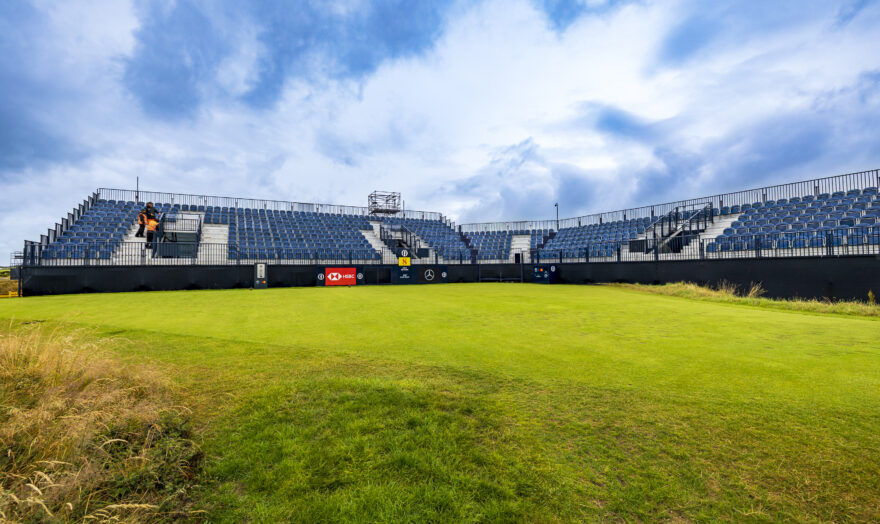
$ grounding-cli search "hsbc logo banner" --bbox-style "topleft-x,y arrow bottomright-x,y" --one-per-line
324,267 -> 357,286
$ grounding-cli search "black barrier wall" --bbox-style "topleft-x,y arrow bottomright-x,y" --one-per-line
19,256 -> 880,301
552,256 -> 880,301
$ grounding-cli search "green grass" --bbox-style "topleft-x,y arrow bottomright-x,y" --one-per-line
2,283 -> 879,522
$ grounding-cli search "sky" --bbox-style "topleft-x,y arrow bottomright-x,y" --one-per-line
2,0 -> 880,261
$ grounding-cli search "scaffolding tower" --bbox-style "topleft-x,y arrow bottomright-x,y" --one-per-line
368,191 -> 402,215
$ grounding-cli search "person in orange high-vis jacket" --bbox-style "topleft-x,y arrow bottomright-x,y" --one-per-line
145,217 -> 159,249
135,210 -> 147,237
135,202 -> 156,238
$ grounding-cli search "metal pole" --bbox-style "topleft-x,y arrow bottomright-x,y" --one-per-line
136,176 -> 139,202
555,203 -> 559,231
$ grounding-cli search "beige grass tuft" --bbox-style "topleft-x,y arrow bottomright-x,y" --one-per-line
0,323 -> 203,522
612,282 -> 880,317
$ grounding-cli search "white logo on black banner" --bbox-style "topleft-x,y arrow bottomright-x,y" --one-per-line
550,265 -> 556,272
441,271 -> 447,278
424,269 -> 435,281
400,249 -> 409,257
317,273 -> 325,281
357,272 -> 363,279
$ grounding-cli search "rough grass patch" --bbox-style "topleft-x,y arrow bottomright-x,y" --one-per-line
0,280 -> 17,295
612,281 -> 880,317
0,324 -> 203,522
746,281 -> 766,298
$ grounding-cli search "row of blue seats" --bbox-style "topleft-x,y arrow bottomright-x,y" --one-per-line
233,231 -> 373,237
716,188 -> 879,212
733,210 -> 880,225
741,210 -> 880,222
228,248 -> 381,260
233,243 -> 372,249
42,247 -> 114,259
231,227 -> 371,233
226,216 -> 372,222
55,233 -> 126,242
739,206 -> 880,220
724,220 -> 878,236
538,247 -> 617,258
707,234 -> 880,252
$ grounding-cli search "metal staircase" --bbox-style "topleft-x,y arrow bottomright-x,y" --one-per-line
380,223 -> 422,257
649,203 -> 715,254
459,231 -> 478,263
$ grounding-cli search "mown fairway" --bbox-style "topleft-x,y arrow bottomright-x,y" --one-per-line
2,284 -> 879,522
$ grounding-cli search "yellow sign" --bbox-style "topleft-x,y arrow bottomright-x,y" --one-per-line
398,257 -> 411,267
7,291 -> 18,297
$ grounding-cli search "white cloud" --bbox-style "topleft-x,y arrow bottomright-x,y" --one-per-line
4,0 -> 880,260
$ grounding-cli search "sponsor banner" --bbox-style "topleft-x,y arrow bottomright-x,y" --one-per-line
418,266 -> 449,284
392,266 -> 416,284
324,267 -> 358,286
398,256 -> 411,266
253,263 -> 268,289
532,265 -> 558,284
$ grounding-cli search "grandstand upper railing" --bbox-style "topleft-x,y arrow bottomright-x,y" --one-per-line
97,188 -> 446,222
459,168 -> 880,232
461,220 -> 558,233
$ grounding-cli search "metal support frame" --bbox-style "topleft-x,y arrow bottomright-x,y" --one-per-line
368,191 -> 402,216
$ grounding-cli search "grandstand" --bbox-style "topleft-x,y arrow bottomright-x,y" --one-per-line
17,169 -> 880,272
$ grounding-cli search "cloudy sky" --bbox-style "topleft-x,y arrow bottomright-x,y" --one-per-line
2,0 -> 880,260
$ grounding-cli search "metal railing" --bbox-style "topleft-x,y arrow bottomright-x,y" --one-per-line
97,188 -> 445,222
379,223 -> 422,255
461,220 -> 557,233
21,242 -> 471,267
460,169 -> 880,232
19,230 -> 880,268
532,231 -> 880,264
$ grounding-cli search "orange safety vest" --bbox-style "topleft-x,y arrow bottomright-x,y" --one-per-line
138,212 -> 146,225
146,218 -> 159,232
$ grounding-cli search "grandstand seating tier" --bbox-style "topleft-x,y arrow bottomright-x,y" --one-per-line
32,184 -> 880,263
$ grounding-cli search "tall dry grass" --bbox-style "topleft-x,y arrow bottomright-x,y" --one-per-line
0,280 -> 17,295
0,323 -> 203,522
612,281 -> 880,318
